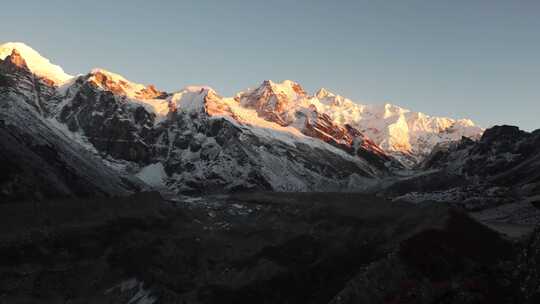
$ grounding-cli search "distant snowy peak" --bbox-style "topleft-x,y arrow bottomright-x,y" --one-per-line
231,80 -> 483,166
315,88 -> 333,99
236,80 -> 309,126
0,42 -> 73,85
247,79 -> 306,97
302,87 -> 484,165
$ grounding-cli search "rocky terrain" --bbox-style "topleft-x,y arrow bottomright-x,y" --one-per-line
1,192 -> 536,304
0,48 -> 141,203
384,126 -> 540,208
373,124 -> 540,243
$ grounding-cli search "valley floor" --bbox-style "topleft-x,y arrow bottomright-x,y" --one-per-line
1,191 -> 539,303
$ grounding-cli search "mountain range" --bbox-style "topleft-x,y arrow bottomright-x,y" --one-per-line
0,42 -> 484,200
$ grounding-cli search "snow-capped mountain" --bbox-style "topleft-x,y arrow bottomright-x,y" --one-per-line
233,79 -> 482,167
0,42 -> 72,85
0,42 -> 393,195
0,47 -> 141,202
312,88 -> 484,166
0,42 -> 484,196
56,74 -> 388,193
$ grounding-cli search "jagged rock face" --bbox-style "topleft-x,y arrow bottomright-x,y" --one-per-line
384,125 -> 540,210
54,80 -> 391,193
88,70 -> 132,96
314,89 -> 484,166
299,109 -> 395,169
0,51 -> 58,116
152,107 -> 380,193
137,84 -> 167,99
481,125 -> 526,143
237,81 -> 397,169
237,81 -> 484,167
58,75 -> 157,163
2,49 -> 28,70
423,125 -> 540,186
0,64 -> 140,202
86,69 -> 167,100
238,80 -> 306,126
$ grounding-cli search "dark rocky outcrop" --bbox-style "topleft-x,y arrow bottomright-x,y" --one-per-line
383,125 -> 540,211
421,125 -> 540,182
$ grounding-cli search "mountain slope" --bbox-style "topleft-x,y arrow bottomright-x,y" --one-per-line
56,69 -> 165,163
56,77 -> 387,192
156,87 -> 384,192
422,125 -> 540,189
381,125 -> 540,219
0,49 -> 141,202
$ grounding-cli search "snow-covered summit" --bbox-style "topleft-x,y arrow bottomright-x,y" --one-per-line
0,42 -> 73,84
235,84 -> 484,166
168,86 -> 216,114
315,88 -> 334,99
311,89 -> 483,164
235,80 -> 311,126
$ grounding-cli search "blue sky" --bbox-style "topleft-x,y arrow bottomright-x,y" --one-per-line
2,0 -> 539,130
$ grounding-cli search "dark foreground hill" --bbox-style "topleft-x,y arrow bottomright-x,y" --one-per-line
1,192 -> 539,304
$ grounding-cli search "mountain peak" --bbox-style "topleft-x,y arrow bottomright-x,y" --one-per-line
90,68 -> 122,78
258,80 -> 306,96
315,88 -> 335,99
1,48 -> 28,70
168,85 -> 217,114
0,42 -> 72,84
237,80 -> 307,125
86,68 -> 165,100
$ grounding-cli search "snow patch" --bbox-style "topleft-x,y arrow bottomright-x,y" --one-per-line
168,86 -> 214,113
136,163 -> 167,188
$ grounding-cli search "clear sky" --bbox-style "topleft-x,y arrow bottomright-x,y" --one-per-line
2,0 -> 539,130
